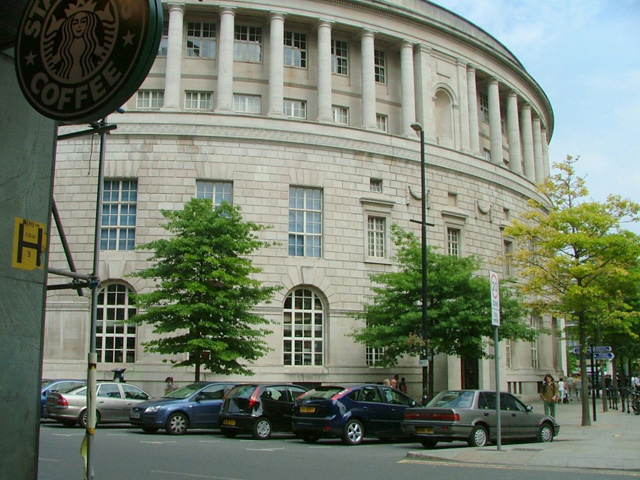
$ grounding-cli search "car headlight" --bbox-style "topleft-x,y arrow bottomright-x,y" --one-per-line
144,406 -> 162,413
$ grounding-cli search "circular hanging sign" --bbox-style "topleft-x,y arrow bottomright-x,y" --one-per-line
15,0 -> 162,124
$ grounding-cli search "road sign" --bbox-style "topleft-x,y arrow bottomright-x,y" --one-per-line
489,271 -> 500,326
570,346 -> 612,355
12,217 -> 47,270
593,352 -> 615,360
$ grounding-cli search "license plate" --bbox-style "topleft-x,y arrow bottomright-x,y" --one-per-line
416,427 -> 434,434
130,412 -> 140,419
300,406 -> 316,413
223,419 -> 236,426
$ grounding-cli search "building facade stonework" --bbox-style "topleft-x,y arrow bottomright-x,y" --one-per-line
45,0 -> 564,401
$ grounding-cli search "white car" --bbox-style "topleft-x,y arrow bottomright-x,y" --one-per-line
45,382 -> 151,428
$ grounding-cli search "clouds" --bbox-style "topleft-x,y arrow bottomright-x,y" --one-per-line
434,0 -> 640,230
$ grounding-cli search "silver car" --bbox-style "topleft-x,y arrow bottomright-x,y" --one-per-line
401,389 -> 560,448
45,382 -> 151,428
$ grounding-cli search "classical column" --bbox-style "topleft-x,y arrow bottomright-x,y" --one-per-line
361,30 -> 377,129
316,20 -> 333,123
542,127 -> 551,179
533,115 -> 544,182
215,7 -> 235,113
520,103 -> 535,181
466,64 -> 480,154
163,3 -> 185,110
506,91 -> 522,175
415,44 -> 435,141
268,12 -> 285,117
488,79 -> 503,165
400,41 -> 416,137
456,59 -> 470,151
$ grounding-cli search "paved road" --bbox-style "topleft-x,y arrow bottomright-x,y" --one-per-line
39,419 -> 640,480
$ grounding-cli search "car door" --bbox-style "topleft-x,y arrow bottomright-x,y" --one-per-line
500,392 -> 537,439
96,383 -> 123,422
477,392 -> 509,439
358,386 -> 388,436
379,386 -> 413,436
190,384 -> 227,428
120,385 -> 150,422
260,386 -> 293,431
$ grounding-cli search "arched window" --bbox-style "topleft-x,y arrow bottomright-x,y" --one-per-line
434,89 -> 454,147
283,288 -> 324,366
96,283 -> 137,363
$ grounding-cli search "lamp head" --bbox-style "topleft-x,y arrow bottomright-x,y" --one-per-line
410,122 -> 423,133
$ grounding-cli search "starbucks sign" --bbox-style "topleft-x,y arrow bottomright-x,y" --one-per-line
15,0 -> 162,124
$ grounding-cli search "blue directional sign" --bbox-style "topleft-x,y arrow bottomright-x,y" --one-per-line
570,346 -> 612,355
593,352 -> 615,360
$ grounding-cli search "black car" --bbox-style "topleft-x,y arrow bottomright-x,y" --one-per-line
219,384 -> 308,439
291,384 -> 417,445
129,382 -> 236,434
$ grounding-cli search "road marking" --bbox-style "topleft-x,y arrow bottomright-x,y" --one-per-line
140,441 -> 177,445
245,447 -> 285,452
151,470 -> 245,479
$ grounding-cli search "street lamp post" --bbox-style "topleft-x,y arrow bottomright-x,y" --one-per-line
411,122 -> 429,405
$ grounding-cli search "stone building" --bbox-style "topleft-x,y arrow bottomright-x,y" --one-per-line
44,0 -> 564,401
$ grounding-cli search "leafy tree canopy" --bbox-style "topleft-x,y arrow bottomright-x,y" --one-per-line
128,199 -> 279,380
351,225 -> 534,367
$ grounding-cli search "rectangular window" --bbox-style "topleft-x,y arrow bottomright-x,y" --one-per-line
366,346 -> 385,367
479,92 -> 489,123
233,94 -> 261,114
234,25 -> 262,62
158,19 -> 169,56
196,180 -> 233,205
503,240 -> 514,277
367,216 -> 386,258
331,39 -> 348,75
101,180 -> 137,251
284,99 -> 307,119
186,22 -> 216,58
185,91 -> 213,110
374,49 -> 386,84
376,113 -> 388,132
96,284 -> 137,363
284,31 -> 307,68
505,341 -> 513,369
136,90 -> 164,109
370,178 -> 383,193
288,187 -> 322,258
447,227 -> 460,257
530,317 -> 539,369
332,106 -> 349,125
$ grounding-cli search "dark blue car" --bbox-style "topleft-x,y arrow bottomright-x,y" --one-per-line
129,382 -> 236,434
291,384 -> 417,445
40,379 -> 85,418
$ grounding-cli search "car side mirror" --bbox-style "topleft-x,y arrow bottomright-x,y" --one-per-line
526,405 -> 533,412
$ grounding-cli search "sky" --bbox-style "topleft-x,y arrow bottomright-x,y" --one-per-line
433,0 -> 640,232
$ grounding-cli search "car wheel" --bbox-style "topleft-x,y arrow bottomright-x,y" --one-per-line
252,417 -> 273,440
166,413 -> 189,435
342,419 -> 364,445
142,426 -> 159,434
468,425 -> 488,447
221,428 -> 238,438
301,435 -> 319,444
537,423 -> 554,443
79,410 -> 100,429
420,438 -> 438,449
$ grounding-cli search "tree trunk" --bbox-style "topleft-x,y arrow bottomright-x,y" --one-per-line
578,315 -> 591,426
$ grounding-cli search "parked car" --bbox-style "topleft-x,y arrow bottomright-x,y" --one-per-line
129,382 -> 236,435
401,389 -> 560,448
219,384 -> 308,439
40,379 -> 85,418
45,382 -> 151,428
291,384 -> 417,445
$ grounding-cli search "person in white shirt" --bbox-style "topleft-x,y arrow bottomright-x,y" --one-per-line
558,377 -> 566,404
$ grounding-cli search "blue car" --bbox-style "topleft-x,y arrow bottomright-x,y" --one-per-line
291,384 -> 417,445
129,382 -> 236,434
40,379 -> 85,418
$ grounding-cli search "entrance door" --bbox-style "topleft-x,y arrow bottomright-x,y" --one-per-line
462,358 -> 479,389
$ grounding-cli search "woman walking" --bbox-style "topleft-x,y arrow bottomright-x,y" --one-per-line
540,374 -> 559,417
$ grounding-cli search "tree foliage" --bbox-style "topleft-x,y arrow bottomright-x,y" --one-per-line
351,225 -> 534,367
503,155 -> 640,425
128,199 -> 279,381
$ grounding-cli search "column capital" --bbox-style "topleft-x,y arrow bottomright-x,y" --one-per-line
314,19 -> 334,30
416,43 -> 433,55
360,28 -> 376,39
269,11 -> 287,20
219,6 -> 236,16
167,3 -> 185,12
466,63 -> 477,72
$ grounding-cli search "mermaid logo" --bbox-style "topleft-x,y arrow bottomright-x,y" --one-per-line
15,0 -> 162,124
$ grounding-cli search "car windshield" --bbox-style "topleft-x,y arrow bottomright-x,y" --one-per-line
427,390 -> 474,408
299,386 -> 344,400
225,385 -> 257,399
164,383 -> 209,399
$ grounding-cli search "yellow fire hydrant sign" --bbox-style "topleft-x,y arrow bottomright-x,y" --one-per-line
12,217 -> 47,270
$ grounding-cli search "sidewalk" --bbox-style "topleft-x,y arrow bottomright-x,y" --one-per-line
406,397 -> 640,471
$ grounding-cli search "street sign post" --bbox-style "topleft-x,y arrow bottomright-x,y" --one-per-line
489,271 -> 501,451
571,346 -> 612,355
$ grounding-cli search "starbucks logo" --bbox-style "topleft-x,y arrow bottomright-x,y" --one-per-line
15,0 -> 162,124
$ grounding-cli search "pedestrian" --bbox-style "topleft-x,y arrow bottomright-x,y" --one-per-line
557,377 -> 566,404
633,374 -> 640,392
540,374 -> 559,417
391,374 -> 399,389
576,375 -> 582,399
383,378 -> 391,386
565,375 -> 574,400
164,376 -> 175,395
398,377 -> 408,394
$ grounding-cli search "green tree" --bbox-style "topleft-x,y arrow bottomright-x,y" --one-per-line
351,225 -> 535,375
129,199 -> 279,381
504,155 -> 640,425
